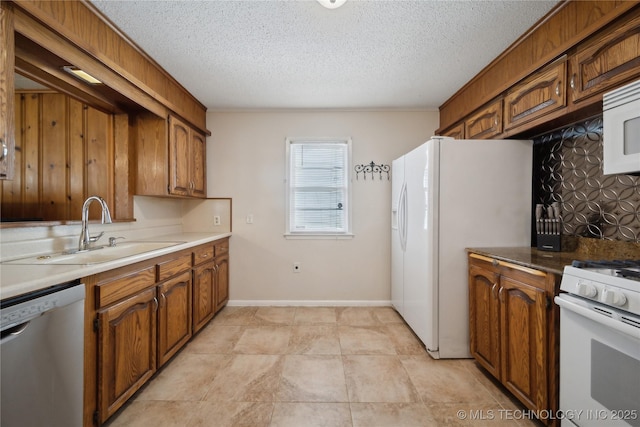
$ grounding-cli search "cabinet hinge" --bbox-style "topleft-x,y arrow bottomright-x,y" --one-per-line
93,317 -> 100,332
93,410 -> 99,425
546,296 -> 552,309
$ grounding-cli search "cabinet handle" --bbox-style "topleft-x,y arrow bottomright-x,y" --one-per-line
570,74 -> 576,90
498,287 -> 505,303
0,139 -> 7,161
153,297 -> 159,311
160,292 -> 166,307
555,82 -> 561,97
491,283 -> 499,299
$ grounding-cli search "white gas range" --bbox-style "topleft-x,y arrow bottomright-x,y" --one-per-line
555,260 -> 640,427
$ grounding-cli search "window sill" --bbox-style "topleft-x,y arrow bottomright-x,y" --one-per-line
284,233 -> 355,240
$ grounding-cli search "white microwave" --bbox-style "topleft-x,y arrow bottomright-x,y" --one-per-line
602,79 -> 640,175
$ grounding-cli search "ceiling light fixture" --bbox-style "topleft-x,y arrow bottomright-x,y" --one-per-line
62,66 -> 102,85
317,0 -> 347,9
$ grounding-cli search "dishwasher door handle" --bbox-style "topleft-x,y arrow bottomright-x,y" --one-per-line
0,321 -> 31,345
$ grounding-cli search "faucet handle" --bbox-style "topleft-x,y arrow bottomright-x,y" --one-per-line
108,237 -> 126,247
89,231 -> 105,243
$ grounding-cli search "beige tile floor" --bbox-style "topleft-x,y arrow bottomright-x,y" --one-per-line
105,306 -> 545,427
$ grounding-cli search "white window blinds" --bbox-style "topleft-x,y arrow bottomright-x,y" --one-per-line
286,139 -> 351,235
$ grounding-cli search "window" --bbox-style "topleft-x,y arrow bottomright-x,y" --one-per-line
285,138 -> 352,238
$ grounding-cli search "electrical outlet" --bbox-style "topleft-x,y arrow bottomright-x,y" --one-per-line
213,216 -> 221,226
293,262 -> 301,273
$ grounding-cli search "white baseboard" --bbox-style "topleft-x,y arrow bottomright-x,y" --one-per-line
227,300 -> 392,307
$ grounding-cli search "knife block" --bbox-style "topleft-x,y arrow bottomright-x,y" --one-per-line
537,233 -> 561,252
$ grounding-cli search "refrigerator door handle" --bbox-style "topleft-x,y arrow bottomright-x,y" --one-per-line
399,182 -> 408,251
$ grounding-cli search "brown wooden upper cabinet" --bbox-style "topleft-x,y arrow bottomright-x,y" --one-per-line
441,122 -> 464,139
503,58 -> 567,131
569,9 -> 640,105
135,113 -> 206,199
168,115 -> 206,198
464,98 -> 503,140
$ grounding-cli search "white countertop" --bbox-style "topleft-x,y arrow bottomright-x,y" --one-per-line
0,232 -> 231,301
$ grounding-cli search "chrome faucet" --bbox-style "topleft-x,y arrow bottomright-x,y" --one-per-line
78,196 -> 113,251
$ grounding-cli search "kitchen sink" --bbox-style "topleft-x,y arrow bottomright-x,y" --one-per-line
3,241 -> 185,265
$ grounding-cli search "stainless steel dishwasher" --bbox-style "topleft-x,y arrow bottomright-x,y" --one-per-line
1,280 -> 85,427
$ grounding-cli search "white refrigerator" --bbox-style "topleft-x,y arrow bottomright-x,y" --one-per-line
391,136 -> 532,359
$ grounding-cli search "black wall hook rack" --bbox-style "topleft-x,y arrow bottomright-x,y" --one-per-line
354,161 -> 390,180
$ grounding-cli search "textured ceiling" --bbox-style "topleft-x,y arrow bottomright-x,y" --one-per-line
90,0 -> 559,111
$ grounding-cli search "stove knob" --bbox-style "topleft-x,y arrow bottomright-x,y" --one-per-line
601,288 -> 627,307
576,281 -> 597,298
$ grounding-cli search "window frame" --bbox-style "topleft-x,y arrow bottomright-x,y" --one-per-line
284,137 -> 353,239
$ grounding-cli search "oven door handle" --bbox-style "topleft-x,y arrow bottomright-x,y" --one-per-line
555,295 -> 640,340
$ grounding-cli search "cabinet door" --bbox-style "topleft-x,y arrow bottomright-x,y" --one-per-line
157,270 -> 192,367
193,261 -> 216,333
504,59 -> 567,131
464,98 -> 503,139
441,122 -> 464,139
98,287 -> 157,423
468,263 -> 501,379
168,115 -> 191,196
499,275 -> 548,412
569,10 -> 640,104
215,253 -> 229,312
190,129 -> 206,197
0,2 -> 15,180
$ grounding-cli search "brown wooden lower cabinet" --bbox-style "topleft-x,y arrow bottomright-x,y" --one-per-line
86,237 -> 230,426
468,253 -> 559,426
192,259 -> 217,334
97,287 -> 157,423
215,252 -> 230,312
157,270 -> 193,367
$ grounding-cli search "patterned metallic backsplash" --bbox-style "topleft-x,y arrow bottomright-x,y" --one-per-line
534,117 -> 640,243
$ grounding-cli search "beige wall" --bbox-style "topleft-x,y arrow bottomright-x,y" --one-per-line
207,110 -> 439,304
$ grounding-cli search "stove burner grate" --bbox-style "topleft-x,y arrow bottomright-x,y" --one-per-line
571,259 -> 640,269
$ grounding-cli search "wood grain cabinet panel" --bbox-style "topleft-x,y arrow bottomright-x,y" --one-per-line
157,270 -> 192,367
569,9 -> 640,104
504,59 -> 567,131
190,129 -> 206,198
97,287 -> 157,424
136,113 -> 206,198
215,252 -> 230,312
468,264 -> 501,379
468,253 -> 558,426
0,2 -> 15,181
168,115 -> 206,197
440,122 -> 464,139
193,260 -> 216,333
500,276 -> 548,413
464,98 -> 503,139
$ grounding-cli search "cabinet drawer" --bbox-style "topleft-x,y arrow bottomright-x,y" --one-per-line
464,98 -> 503,139
157,253 -> 192,282
504,59 -> 567,131
193,244 -> 214,266
569,10 -> 640,104
214,238 -> 229,257
95,266 -> 156,308
441,122 -> 464,139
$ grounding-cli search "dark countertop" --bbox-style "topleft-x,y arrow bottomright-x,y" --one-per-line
468,237 -> 640,276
